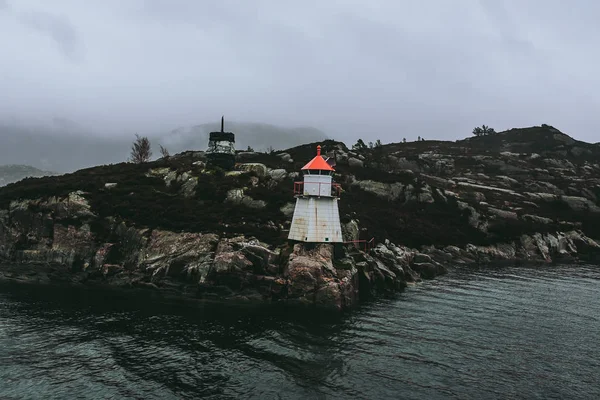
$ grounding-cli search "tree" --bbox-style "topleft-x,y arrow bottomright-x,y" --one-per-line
472,125 -> 496,136
129,134 -> 152,163
159,145 -> 170,158
375,139 -> 382,147
368,141 -> 374,149
352,139 -> 367,150
247,145 -> 254,152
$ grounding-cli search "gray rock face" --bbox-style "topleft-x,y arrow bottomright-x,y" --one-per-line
388,156 -> 420,172
180,176 -> 198,198
225,189 -> 266,209
277,153 -> 293,163
488,207 -> 518,220
1,191 -> 599,311
279,202 -> 295,218
352,180 -> 404,201
268,169 -> 288,182
238,163 -> 268,177
457,201 -> 488,232
560,196 -> 600,213
418,152 -> 455,175
348,157 -> 364,168
0,194 -> 448,311
522,214 -> 553,224
341,219 -> 360,242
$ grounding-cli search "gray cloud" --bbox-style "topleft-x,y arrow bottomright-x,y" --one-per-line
19,10 -> 82,61
0,0 -> 599,143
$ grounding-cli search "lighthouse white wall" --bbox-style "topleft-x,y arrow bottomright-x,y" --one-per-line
302,174 -> 333,197
288,197 -> 343,243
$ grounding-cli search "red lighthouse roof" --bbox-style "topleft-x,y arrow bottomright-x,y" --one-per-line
301,145 -> 335,171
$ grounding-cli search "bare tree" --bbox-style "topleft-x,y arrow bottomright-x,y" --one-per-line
129,134 -> 152,163
159,145 -> 170,158
352,139 -> 367,150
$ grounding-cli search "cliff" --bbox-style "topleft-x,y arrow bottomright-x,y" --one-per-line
1,124 -> 599,311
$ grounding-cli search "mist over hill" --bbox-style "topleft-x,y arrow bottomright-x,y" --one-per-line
158,121 -> 327,154
0,120 -> 328,173
0,165 -> 58,187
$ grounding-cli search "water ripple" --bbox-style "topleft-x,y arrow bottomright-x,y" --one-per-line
1,264 -> 600,399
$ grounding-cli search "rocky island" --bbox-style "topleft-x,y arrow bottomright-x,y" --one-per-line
1,124 -> 599,311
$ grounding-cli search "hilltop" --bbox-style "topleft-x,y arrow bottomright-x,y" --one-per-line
0,124 -> 599,310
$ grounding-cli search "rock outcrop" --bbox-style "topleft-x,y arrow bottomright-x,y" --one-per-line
0,192 -> 449,311
1,124 -> 600,310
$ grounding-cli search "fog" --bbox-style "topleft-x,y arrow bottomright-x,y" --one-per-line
1,0 -> 599,144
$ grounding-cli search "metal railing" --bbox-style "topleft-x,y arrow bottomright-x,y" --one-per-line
293,181 -> 342,197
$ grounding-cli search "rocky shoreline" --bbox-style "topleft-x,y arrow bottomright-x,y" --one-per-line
2,125 -> 600,310
1,191 -> 599,311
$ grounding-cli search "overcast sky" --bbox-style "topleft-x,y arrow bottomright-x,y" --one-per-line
1,0 -> 599,143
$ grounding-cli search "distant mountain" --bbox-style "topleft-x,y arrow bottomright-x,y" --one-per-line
0,164 -> 58,187
0,122 -> 129,173
0,120 -> 328,173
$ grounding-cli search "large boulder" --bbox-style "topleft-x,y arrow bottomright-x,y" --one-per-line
341,219 -> 360,242
238,163 -> 268,177
348,157 -> 364,168
352,180 -> 404,201
225,189 -> 267,209
285,244 -> 354,310
268,169 -> 288,182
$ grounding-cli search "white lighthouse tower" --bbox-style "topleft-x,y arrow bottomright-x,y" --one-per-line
288,145 -> 343,243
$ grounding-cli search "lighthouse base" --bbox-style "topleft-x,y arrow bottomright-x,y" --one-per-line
288,197 -> 343,243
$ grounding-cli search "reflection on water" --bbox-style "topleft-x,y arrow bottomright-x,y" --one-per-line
1,264 -> 599,399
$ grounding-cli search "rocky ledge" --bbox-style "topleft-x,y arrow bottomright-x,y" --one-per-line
0,192 -> 446,311
1,124 -> 600,311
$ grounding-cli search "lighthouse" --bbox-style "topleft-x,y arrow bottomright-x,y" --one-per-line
288,145 -> 343,243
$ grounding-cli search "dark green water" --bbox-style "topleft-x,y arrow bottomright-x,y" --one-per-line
1,264 -> 599,399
